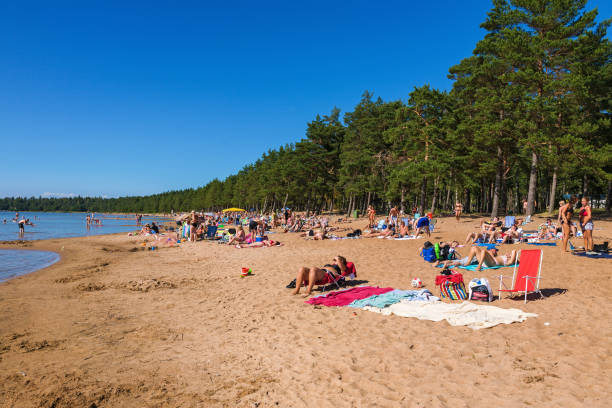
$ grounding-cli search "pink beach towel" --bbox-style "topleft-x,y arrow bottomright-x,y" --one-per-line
306,286 -> 394,307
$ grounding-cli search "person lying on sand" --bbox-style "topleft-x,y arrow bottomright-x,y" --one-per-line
417,241 -> 459,267
235,239 -> 281,248
465,231 -> 490,245
490,224 -> 522,244
442,246 -> 518,271
363,223 -> 396,238
291,255 -> 348,295
538,219 -> 558,240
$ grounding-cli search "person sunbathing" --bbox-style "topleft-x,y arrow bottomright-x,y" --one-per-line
227,225 -> 246,245
442,246 -> 518,271
418,241 -> 460,267
465,231 -> 490,244
538,219 -> 557,240
235,239 -> 281,248
398,221 -> 411,237
363,223 -> 396,238
291,255 -> 348,295
488,225 -> 521,244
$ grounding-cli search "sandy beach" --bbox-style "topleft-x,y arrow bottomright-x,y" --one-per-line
1,215 -> 611,407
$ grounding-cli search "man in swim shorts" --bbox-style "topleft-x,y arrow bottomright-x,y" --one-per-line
414,216 -> 431,238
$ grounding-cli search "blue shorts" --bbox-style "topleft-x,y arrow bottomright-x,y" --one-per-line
416,217 -> 429,228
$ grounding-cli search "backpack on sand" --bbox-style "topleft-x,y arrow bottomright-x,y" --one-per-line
468,277 -> 493,302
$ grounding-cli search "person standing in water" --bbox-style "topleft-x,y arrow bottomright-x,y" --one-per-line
18,217 -> 25,237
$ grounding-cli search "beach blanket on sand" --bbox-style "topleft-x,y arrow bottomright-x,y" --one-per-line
437,263 -> 517,271
571,251 -> 612,259
347,289 -> 439,308
364,301 -> 537,330
527,242 -> 556,246
306,286 -> 393,307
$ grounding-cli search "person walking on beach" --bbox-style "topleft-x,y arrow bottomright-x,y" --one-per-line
389,206 -> 398,229
454,202 -> 463,222
367,205 -> 376,228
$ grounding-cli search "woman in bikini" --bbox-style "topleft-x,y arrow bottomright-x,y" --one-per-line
227,225 -> 246,245
367,205 -> 376,228
474,247 -> 518,271
579,197 -> 594,251
292,256 -> 348,295
560,196 -> 576,252
454,202 -> 463,222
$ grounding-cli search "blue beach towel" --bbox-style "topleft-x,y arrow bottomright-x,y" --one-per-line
438,263 -> 517,271
572,252 -> 612,259
477,243 -> 498,249
347,289 -> 435,308
527,242 -> 556,246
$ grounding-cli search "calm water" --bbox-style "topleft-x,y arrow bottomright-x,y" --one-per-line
0,212 -> 170,282
0,249 -> 60,282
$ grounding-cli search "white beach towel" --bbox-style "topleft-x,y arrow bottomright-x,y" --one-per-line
363,300 -> 537,330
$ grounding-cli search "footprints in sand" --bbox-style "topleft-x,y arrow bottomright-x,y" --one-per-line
77,282 -> 107,292
121,279 -> 177,292
0,332 -> 63,355
75,279 -> 179,293
55,261 -> 111,284
513,357 -> 560,384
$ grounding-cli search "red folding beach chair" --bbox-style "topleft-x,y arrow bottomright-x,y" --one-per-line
497,249 -> 544,303
319,262 -> 357,292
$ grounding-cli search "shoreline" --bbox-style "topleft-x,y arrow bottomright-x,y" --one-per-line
1,216 -> 611,407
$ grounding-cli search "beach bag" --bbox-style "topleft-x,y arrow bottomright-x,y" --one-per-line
421,247 -> 436,262
435,272 -> 467,300
468,278 -> 493,302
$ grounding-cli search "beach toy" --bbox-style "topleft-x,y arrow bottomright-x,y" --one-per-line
241,267 -> 253,278
411,278 -> 422,288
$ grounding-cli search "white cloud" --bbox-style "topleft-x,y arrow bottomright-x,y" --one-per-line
41,192 -> 78,198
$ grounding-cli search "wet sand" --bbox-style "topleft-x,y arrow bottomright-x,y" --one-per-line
1,215 -> 611,407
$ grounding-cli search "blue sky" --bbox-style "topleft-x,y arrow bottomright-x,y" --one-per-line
2,0 -> 610,198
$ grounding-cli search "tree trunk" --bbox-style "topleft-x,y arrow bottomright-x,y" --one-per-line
346,194 -> 353,217
262,196 -> 268,214
491,146 -> 503,218
526,151 -> 538,216
400,187 -> 406,214
430,176 -> 439,214
419,178 -> 427,214
366,191 -> 371,210
282,192 -> 289,210
582,174 -> 588,198
547,167 -> 558,213
606,180 -> 611,214
445,181 -> 451,212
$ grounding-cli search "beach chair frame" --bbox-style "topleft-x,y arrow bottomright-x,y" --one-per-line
497,249 -> 545,304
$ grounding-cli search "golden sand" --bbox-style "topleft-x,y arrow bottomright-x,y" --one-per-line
1,215 -> 611,407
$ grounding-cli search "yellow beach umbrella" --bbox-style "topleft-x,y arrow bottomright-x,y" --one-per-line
222,208 -> 246,212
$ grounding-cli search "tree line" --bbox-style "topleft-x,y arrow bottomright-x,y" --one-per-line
2,0 -> 611,217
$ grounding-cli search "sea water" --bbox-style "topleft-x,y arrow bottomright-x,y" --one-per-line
0,249 -> 60,282
0,211 -> 170,282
